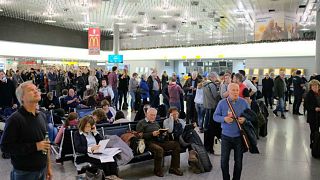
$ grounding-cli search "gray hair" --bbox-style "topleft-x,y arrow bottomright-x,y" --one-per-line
16,81 -> 34,105
208,72 -> 219,79
192,71 -> 198,77
147,107 -> 157,114
141,74 -> 147,80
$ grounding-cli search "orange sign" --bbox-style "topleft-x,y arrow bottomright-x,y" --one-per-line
88,28 -> 101,55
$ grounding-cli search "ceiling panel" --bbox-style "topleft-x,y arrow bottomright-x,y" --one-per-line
0,0 -> 317,49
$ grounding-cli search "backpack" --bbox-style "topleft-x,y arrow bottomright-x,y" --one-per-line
203,82 -> 222,104
85,167 -> 105,180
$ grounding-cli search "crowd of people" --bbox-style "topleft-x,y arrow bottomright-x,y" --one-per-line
0,66 -> 320,180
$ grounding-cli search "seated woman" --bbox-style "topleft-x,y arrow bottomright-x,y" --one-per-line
41,92 -> 60,110
54,112 -> 79,145
74,116 -> 118,177
113,111 -> 130,124
92,108 -> 109,124
101,100 -> 116,123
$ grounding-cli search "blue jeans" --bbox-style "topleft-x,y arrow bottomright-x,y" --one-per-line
195,103 -> 205,129
11,167 -> 46,180
129,91 -> 136,110
275,97 -> 285,113
221,135 -> 243,180
47,123 -> 57,143
169,102 -> 181,111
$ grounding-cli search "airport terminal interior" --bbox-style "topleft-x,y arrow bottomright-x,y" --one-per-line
1,0 -> 320,180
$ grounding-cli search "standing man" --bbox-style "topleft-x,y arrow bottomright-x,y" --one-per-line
273,71 -> 287,119
0,69 -> 18,109
292,70 -> 305,115
183,71 -> 200,124
108,66 -> 119,110
47,68 -> 58,93
147,70 -> 161,108
136,108 -> 183,177
203,72 -> 221,154
214,83 -> 250,180
0,81 -> 52,180
262,73 -> 274,109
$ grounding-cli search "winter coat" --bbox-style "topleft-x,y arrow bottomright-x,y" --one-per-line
104,135 -> 134,166
203,81 -> 219,109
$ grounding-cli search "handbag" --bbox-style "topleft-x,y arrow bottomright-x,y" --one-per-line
85,167 -> 105,180
226,98 -> 250,152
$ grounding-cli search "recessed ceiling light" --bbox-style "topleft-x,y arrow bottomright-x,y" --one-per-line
0,9 -> 3,12
160,14 -> 172,18
44,19 -> 56,23
83,27 -> 89,31
141,29 -> 150,32
81,12 -> 88,15
115,22 -> 126,25
300,28 -> 310,31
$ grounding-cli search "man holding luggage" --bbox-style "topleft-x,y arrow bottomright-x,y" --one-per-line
214,83 -> 249,180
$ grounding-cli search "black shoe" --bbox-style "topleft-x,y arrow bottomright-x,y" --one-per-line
270,106 -> 273,110
169,168 -> 183,176
284,109 -> 289,112
281,114 -> 286,119
294,112 -> 303,115
273,110 -> 278,116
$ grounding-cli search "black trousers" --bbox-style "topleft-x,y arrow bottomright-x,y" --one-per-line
118,89 -> 128,109
309,120 -> 320,147
186,95 -> 196,124
293,95 -> 303,113
264,93 -> 273,108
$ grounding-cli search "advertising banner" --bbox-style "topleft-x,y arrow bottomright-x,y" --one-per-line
255,12 -> 286,41
88,28 -> 101,55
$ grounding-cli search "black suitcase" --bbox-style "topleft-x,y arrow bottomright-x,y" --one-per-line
259,118 -> 268,137
191,143 -> 212,173
312,131 -> 320,158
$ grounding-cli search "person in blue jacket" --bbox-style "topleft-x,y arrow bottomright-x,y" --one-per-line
139,74 -> 150,104
214,83 -> 250,180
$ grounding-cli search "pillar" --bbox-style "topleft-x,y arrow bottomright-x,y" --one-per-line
316,4 -> 320,74
113,24 -> 120,55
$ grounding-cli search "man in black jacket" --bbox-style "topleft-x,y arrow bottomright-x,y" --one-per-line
0,70 -> 18,109
292,70 -> 305,115
262,73 -> 274,109
183,71 -> 200,124
0,81 -> 52,180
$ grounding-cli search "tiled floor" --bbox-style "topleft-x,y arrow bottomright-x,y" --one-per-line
1,105 -> 320,180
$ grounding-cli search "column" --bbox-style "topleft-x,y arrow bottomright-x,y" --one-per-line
113,24 -> 120,55
316,4 -> 320,74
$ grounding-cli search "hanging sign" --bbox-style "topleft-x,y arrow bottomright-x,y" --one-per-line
88,28 -> 101,55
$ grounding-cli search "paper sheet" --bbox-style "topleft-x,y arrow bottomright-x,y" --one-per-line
88,148 -> 121,163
